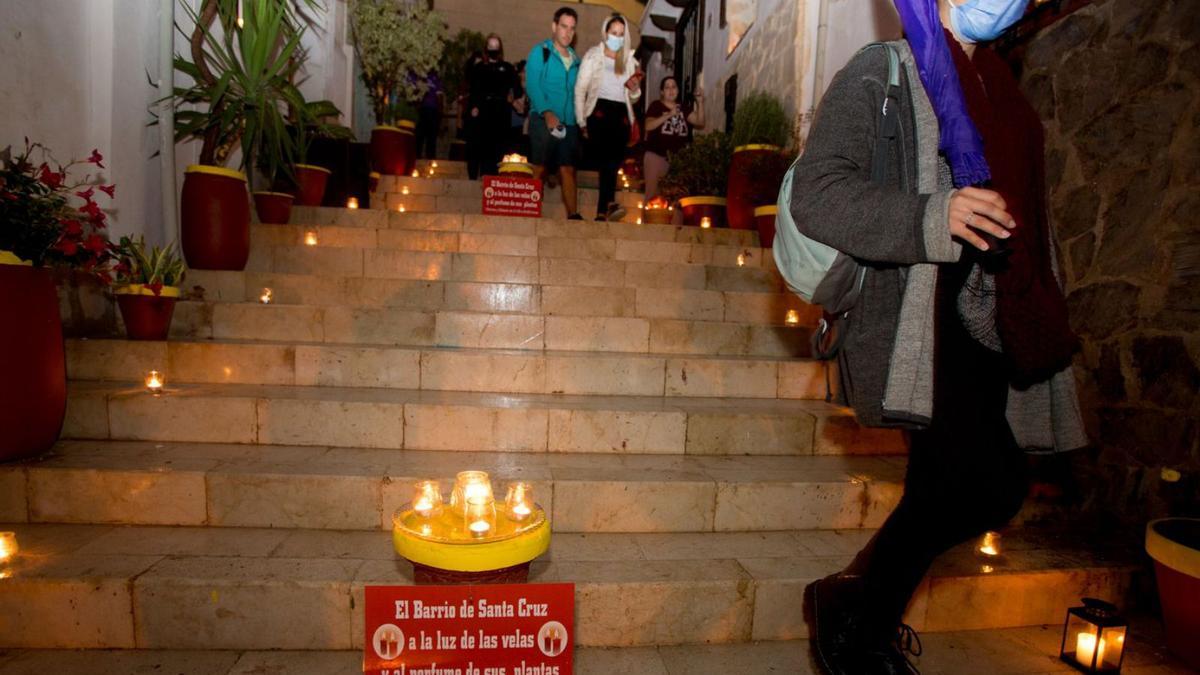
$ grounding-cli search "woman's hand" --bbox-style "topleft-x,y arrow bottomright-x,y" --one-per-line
948,187 -> 1016,251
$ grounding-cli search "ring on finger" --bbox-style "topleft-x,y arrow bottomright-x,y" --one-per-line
966,212 -> 976,227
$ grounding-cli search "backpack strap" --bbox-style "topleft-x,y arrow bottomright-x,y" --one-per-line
811,44 -> 903,373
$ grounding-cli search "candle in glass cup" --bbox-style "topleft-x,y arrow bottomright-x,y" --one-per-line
0,532 -> 17,562
401,186 -> 410,195
412,480 -> 443,518
700,217 -> 712,229
259,288 -> 273,304
411,169 -> 420,178
346,196 -> 359,209
451,471 -> 493,513
465,497 -> 493,538
785,309 -> 800,325
145,370 -> 165,394
505,482 -> 534,521
1075,631 -> 1107,668
304,231 -> 318,246
977,531 -> 1001,557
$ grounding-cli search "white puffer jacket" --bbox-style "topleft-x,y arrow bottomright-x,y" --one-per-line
574,14 -> 642,126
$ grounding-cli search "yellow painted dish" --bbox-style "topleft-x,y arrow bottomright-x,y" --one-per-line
0,250 -> 33,266
393,506 -> 551,572
753,205 -> 779,216
294,163 -> 331,175
678,196 -> 727,207
498,162 -> 534,176
374,124 -> 416,135
1147,518 -> 1200,579
185,165 -> 246,182
113,284 -> 182,298
733,144 -> 782,153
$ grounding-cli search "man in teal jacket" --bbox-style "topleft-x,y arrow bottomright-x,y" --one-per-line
525,7 -> 583,220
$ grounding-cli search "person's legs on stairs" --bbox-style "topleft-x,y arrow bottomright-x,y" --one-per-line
560,166 -> 578,217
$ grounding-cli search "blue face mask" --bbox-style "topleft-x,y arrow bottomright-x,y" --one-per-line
606,35 -> 624,51
949,0 -> 1027,43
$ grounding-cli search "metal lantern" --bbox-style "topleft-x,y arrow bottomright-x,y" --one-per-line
1060,598 -> 1128,673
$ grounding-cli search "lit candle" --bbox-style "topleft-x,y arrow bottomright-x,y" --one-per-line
0,532 -> 17,562
411,169 -> 420,178
981,564 -> 995,574
737,253 -> 746,267
636,217 -> 643,225
145,370 -> 164,394
397,204 -> 406,213
505,482 -> 534,522
637,201 -> 643,209
700,217 -> 712,229
465,497 -> 493,538
1076,632 -> 1107,668
431,161 -> 439,168
412,480 -> 443,518
401,186 -> 410,195
785,310 -> 800,325
977,531 -> 1001,557
346,196 -> 359,209
617,168 -> 624,176
304,231 -> 318,246
259,288 -> 273,304
452,470 -> 493,513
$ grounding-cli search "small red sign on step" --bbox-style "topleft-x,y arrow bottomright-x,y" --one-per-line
482,176 -> 542,218
364,583 -> 574,675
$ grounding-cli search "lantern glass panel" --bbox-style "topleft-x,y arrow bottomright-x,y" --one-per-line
1060,600 -> 1127,673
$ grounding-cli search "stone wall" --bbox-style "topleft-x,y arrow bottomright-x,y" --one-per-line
1018,0 -> 1200,526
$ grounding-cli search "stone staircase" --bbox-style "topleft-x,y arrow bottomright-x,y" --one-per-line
0,161 -> 1134,662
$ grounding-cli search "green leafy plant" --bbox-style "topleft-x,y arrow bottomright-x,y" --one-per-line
169,0 -> 333,191
0,140 -> 116,278
350,0 -> 447,126
657,132 -> 734,201
441,29 -> 486,100
113,235 -> 187,294
730,91 -> 792,149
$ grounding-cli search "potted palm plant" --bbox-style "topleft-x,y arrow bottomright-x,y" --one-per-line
170,0 -> 318,268
0,140 -> 115,461
658,132 -> 732,227
350,0 -> 446,176
112,236 -> 187,341
727,91 -> 792,230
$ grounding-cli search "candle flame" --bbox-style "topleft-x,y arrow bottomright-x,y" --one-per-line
431,161 -> 438,168
398,204 -> 406,213
737,253 -> 746,267
636,217 -> 643,225
346,197 -> 359,209
259,288 -> 273,304
401,186 -> 410,195
411,169 -> 420,178
978,531 -> 1001,557
304,231 -> 318,246
0,532 -> 17,562
785,310 -> 800,325
700,217 -> 712,229
145,370 -> 164,393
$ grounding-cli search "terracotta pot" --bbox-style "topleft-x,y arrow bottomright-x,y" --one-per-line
1148,518 -> 1200,669
252,191 -> 294,224
754,205 -> 779,249
370,123 -> 417,176
678,196 -> 727,228
727,144 -> 782,230
181,165 -> 250,270
410,561 -> 531,585
0,252 -> 67,461
116,285 -> 180,341
643,207 -> 674,225
292,164 -> 331,206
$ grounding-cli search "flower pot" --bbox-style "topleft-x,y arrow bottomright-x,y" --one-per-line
678,196 -> 727,228
292,164 -> 331,207
643,208 -> 674,225
0,252 -> 67,461
410,561 -> 531,585
252,191 -> 294,224
181,165 -> 250,271
754,205 -> 779,249
370,123 -> 417,176
1147,518 -> 1200,669
727,144 -> 782,230
115,285 -> 180,341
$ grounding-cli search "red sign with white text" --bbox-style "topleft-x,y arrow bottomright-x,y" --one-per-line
482,175 -> 542,218
364,583 -> 574,675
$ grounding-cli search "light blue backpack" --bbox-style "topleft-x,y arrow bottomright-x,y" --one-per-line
772,43 -> 902,359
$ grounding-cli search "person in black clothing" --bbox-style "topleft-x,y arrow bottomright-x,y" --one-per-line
460,51 -> 484,176
509,60 -> 531,157
467,34 -> 518,179
414,69 -> 443,160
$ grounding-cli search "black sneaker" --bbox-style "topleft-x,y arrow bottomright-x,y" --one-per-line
606,203 -> 626,221
566,213 -> 584,221
805,574 -> 902,675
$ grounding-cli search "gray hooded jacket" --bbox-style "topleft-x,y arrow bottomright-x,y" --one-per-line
789,40 -> 1087,453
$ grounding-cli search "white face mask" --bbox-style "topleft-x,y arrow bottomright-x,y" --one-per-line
605,35 -> 624,52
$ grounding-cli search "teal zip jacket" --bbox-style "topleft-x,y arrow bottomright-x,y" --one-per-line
525,39 -> 580,126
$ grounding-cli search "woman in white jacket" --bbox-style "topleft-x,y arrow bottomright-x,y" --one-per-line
574,13 -> 643,221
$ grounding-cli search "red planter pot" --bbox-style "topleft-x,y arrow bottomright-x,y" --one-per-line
727,144 -> 782,230
410,561 -> 531,585
181,165 -> 250,271
754,205 -> 779,249
678,196 -> 727,228
293,164 -> 331,207
0,256 -> 67,461
252,191 -> 294,224
370,123 -> 417,176
116,285 -> 180,341
1148,518 -> 1200,669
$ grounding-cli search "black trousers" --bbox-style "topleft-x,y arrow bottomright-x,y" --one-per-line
848,262 -> 1029,634
586,99 -> 629,216
415,106 -> 440,160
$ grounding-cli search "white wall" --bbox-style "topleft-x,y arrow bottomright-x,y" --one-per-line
1,1 -> 166,244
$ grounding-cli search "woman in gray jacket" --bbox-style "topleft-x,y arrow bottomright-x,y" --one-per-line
794,0 -> 1086,673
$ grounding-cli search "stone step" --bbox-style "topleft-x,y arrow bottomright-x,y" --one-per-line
62,384 -> 901,456
372,174 -> 644,206
371,193 -> 645,222
67,339 -> 830,400
288,207 -> 761,249
160,302 -> 817,358
383,167 -> 606,189
0,521 -> 1136,649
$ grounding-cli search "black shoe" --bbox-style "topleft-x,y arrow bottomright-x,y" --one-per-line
606,203 -> 626,221
594,213 -> 607,222
883,623 -> 922,675
805,574 -> 869,675
566,213 -> 584,221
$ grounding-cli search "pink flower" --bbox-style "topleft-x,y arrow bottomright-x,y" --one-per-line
98,184 -> 116,198
88,149 -> 105,168
81,200 -> 104,221
63,219 -> 84,237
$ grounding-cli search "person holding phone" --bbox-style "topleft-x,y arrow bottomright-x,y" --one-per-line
574,13 -> 643,221
642,76 -> 705,201
526,7 -> 584,220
